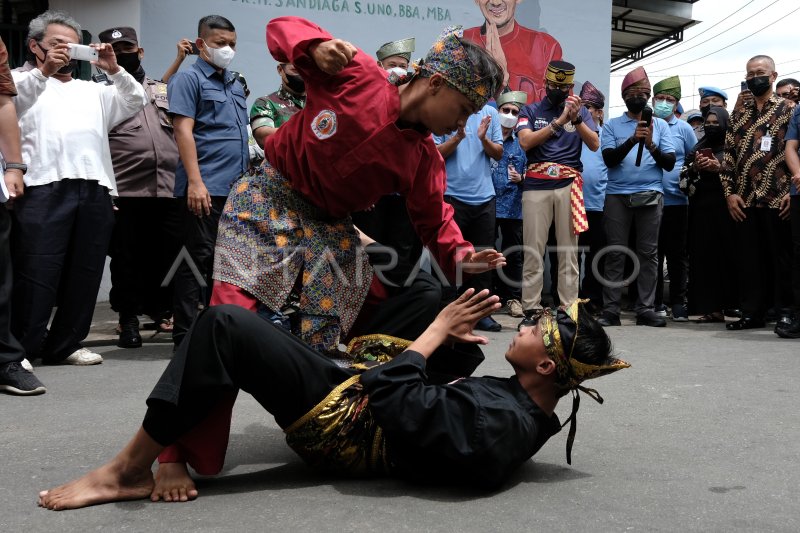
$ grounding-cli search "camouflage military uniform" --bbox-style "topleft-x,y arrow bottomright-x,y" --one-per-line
250,86 -> 306,131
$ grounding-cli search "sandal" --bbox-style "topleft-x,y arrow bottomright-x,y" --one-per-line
694,313 -> 725,323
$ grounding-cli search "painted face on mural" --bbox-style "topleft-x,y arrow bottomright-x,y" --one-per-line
478,0 -> 522,30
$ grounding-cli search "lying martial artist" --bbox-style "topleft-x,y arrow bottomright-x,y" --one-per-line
38,289 -> 628,510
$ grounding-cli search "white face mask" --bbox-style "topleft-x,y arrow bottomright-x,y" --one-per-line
203,40 -> 235,70
499,112 -> 518,129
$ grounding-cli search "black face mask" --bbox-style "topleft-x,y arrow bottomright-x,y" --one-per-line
746,76 -> 772,97
624,96 -> 648,114
703,125 -> 723,141
115,52 -> 141,75
35,43 -> 77,74
284,73 -> 305,94
700,104 -> 711,118
546,88 -> 569,107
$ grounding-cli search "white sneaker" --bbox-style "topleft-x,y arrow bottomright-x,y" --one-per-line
62,348 -> 103,366
21,358 -> 33,371
507,299 -> 525,318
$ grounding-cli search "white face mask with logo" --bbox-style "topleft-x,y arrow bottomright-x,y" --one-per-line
203,40 -> 235,70
499,112 -> 519,129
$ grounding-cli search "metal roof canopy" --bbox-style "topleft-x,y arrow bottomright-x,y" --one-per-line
612,0 -> 700,72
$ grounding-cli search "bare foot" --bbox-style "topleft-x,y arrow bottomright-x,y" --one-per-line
151,462 -> 198,502
38,460 -> 154,510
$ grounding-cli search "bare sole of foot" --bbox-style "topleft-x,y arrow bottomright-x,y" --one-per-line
151,462 -> 198,502
38,461 -> 154,511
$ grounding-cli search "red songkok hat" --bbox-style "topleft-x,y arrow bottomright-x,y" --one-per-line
621,66 -> 650,95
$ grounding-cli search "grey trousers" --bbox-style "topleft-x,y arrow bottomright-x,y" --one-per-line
602,193 -> 663,315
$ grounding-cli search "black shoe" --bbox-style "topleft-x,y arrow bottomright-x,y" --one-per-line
775,318 -> 800,338
636,310 -> 667,327
475,316 -> 502,332
118,315 -> 142,349
517,310 -> 544,330
726,317 -> 766,331
671,304 -> 689,322
0,362 -> 46,396
597,311 -> 621,327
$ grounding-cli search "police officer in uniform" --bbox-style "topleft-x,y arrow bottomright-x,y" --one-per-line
99,27 -> 181,348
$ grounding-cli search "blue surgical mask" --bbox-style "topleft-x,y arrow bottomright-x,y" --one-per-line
653,100 -> 675,119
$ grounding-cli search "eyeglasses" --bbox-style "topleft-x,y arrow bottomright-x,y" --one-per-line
499,107 -> 519,116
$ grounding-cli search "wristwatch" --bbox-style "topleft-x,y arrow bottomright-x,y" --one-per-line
571,115 -> 583,126
3,162 -> 27,175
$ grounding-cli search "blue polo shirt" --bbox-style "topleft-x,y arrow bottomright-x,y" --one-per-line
601,112 -> 676,195
663,115 -> 698,206
433,105 -> 503,205
491,132 -> 526,220
581,130 -> 608,212
168,57 -> 249,197
517,98 -> 596,192
785,105 -> 800,195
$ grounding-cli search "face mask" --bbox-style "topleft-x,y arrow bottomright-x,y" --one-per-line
624,96 -> 648,114
499,112 -> 518,129
653,100 -> 675,119
203,41 -> 235,70
35,43 -> 77,74
703,125 -> 723,140
746,75 -> 772,97
284,73 -> 305,93
546,88 -> 569,107
115,52 -> 141,75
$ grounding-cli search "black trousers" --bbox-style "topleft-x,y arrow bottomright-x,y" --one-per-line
11,180 -> 114,362
351,195 -> 423,267
493,218 -> 523,302
734,207 -> 793,319
109,197 -> 182,319
792,196 -> 800,311
443,196 -> 496,296
686,191 -> 737,315
144,305 -> 356,446
578,210 -> 606,306
172,196 -> 227,348
0,205 -> 24,365
655,205 -> 689,307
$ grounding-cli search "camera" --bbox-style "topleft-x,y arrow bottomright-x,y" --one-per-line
68,43 -> 98,62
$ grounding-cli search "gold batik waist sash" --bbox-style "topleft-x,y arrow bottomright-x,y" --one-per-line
525,162 -> 589,234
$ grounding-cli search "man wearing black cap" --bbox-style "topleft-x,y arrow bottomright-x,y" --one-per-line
99,26 -> 181,349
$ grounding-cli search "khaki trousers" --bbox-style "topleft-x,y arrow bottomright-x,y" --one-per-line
521,186 -> 579,311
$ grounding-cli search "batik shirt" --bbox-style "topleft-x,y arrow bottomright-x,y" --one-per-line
250,86 -> 305,131
491,133 -> 526,220
720,94 -> 792,208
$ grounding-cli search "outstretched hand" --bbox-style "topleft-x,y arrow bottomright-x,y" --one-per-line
407,289 -> 501,358
460,249 -> 506,274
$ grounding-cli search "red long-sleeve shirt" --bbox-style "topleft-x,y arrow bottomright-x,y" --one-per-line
263,16 -> 472,281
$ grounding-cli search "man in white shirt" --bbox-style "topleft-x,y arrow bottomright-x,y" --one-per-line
10,10 -> 146,366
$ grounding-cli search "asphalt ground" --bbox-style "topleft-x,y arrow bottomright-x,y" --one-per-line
2,303 -> 798,532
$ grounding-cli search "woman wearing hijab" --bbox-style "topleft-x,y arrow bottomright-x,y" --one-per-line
680,107 -> 738,322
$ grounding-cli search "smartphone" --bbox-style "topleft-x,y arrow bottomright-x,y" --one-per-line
68,43 -> 98,62
190,42 -> 200,55
741,81 -> 750,93
698,148 -> 713,159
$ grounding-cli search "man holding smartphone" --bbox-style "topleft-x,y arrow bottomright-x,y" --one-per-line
10,10 -> 146,366
721,55 -> 794,331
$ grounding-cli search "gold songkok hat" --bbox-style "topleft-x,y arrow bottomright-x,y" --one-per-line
496,90 -> 528,108
376,37 -> 415,62
545,60 -> 576,86
540,300 -> 630,464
